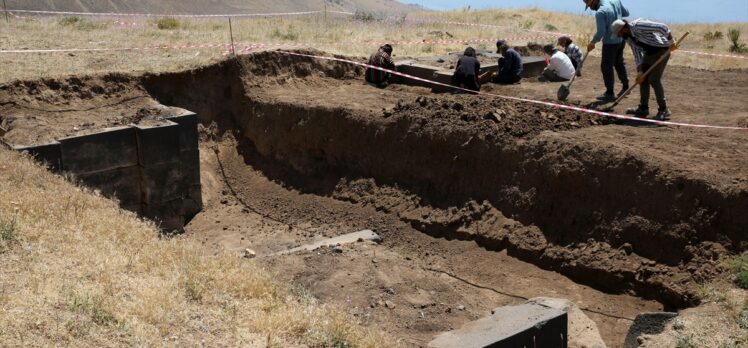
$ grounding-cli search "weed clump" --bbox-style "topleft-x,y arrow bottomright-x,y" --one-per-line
157,17 -> 181,30
0,213 -> 17,253
353,10 -> 375,22
58,16 -> 107,30
703,30 -> 724,41
728,29 -> 748,53
727,253 -> 748,289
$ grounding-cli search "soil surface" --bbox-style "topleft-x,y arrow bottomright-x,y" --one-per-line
1,49 -> 746,346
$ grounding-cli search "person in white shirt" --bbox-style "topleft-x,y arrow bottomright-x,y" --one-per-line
540,44 -> 576,82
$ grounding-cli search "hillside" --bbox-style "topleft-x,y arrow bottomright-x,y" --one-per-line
4,0 -> 423,14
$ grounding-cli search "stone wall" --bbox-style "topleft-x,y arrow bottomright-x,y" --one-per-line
4,113 -> 202,232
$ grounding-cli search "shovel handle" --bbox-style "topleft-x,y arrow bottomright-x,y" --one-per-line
566,49 -> 592,89
607,31 -> 689,110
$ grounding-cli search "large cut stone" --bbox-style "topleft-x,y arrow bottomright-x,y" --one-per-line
429,303 -> 568,348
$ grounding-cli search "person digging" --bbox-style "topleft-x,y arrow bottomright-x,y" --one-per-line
583,0 -> 631,102
492,40 -> 523,84
612,19 -> 674,120
452,47 -> 481,93
365,44 -> 396,88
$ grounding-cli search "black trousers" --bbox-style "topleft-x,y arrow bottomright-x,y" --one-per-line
452,72 -> 479,91
601,43 -> 630,94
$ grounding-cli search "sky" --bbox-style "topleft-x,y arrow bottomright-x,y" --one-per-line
402,0 -> 748,23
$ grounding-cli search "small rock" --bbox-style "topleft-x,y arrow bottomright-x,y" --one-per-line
332,246 -> 344,253
483,111 -> 502,123
445,307 -> 452,313
416,96 -> 429,107
621,243 -> 633,255
387,288 -> 396,295
385,300 -> 396,309
243,249 -> 256,259
372,258 -> 378,264
458,304 -> 466,311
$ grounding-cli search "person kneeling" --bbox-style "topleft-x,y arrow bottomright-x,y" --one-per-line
365,44 -> 395,88
493,40 -> 523,85
540,44 -> 576,82
558,36 -> 583,76
452,47 -> 481,93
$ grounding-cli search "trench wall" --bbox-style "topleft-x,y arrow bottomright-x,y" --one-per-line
7,113 -> 202,231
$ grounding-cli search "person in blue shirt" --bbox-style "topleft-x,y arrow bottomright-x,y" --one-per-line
584,0 -> 630,102
493,40 -> 523,85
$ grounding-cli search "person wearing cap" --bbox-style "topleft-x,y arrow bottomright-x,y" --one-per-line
540,44 -> 576,82
612,19 -> 674,120
558,36 -> 583,76
493,40 -> 523,85
365,44 -> 396,88
452,47 -> 481,92
583,0 -> 630,102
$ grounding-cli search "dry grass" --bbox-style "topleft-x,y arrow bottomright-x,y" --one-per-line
0,8 -> 746,83
0,148 -> 397,347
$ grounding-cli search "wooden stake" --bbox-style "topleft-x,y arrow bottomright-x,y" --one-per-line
3,0 -> 9,24
228,17 -> 235,56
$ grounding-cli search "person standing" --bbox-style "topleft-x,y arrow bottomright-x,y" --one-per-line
452,47 -> 481,92
558,36 -> 583,76
584,0 -> 630,102
365,44 -> 396,88
612,19 -> 674,120
540,44 -> 576,82
493,40 -> 523,84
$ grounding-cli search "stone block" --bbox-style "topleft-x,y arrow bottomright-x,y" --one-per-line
180,148 -> 201,186
141,162 -> 189,204
76,165 -> 142,207
167,112 -> 199,150
394,63 -> 440,88
142,199 -> 185,232
59,126 -> 138,174
135,121 -> 180,166
522,56 -> 547,78
13,141 -> 63,172
429,303 -> 568,348
182,184 -> 204,220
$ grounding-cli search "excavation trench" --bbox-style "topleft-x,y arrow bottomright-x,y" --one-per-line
1,49 -> 742,318
137,50 -> 747,310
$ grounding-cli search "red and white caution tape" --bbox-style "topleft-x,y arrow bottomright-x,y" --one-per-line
680,50 -> 748,60
6,9 -> 352,18
0,43 -> 232,54
269,50 -> 748,131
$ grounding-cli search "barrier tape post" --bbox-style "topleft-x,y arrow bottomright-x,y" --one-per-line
228,17 -> 236,56
3,0 -> 8,24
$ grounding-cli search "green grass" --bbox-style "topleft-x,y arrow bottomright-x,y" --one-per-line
726,253 -> 748,289
156,17 -> 181,30
676,335 -> 697,348
0,213 -> 18,253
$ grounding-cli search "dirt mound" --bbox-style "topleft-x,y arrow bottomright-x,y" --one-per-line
0,74 -> 177,145
386,95 -> 600,139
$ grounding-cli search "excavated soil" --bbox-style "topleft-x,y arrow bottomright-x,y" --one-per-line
2,49 -> 747,346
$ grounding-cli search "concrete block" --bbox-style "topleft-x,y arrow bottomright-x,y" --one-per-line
13,141 -> 63,172
180,148 -> 201,186
76,165 -> 142,207
142,199 -> 185,232
522,56 -> 547,78
429,303 -> 568,348
431,70 -> 456,93
167,112 -> 199,150
59,126 -> 138,174
141,161 -> 189,204
480,63 -> 500,75
135,121 -> 180,166
182,184 -> 203,220
273,230 -> 381,256
394,63 -> 440,88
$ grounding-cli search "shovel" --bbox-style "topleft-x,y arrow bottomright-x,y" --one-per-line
557,49 -> 592,101
602,32 -> 690,112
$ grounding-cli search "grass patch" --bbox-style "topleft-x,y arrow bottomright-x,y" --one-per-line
676,335 -> 697,348
0,213 -> 18,253
67,292 -> 117,326
58,16 -> 107,30
156,17 -> 181,30
270,26 -> 299,41
704,30 -> 724,41
728,29 -> 748,53
726,253 -> 748,289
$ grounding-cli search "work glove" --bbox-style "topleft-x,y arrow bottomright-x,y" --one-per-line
587,43 -> 595,52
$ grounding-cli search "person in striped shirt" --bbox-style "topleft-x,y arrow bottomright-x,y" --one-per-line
612,19 -> 674,120
365,44 -> 396,88
558,36 -> 584,77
